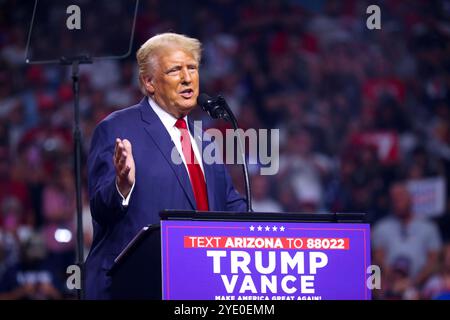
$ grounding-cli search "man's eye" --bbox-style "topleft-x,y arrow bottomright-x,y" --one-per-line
167,67 -> 180,74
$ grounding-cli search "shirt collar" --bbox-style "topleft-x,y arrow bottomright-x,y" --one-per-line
148,96 -> 188,131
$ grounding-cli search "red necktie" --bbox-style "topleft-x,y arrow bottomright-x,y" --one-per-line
175,118 -> 209,211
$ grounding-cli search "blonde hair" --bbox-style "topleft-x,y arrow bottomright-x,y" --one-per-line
136,33 -> 202,95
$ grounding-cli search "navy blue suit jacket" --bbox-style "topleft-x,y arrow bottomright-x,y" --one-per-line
85,98 -> 246,299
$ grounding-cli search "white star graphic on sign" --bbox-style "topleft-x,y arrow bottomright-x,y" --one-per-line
249,225 -> 255,231
257,225 -> 263,231
272,226 -> 278,231
265,226 -> 270,231
280,226 -> 285,232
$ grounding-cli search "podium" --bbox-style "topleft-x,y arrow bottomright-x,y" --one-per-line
108,224 -> 162,299
108,211 -> 371,300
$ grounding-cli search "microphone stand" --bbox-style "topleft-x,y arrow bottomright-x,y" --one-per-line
215,95 -> 253,212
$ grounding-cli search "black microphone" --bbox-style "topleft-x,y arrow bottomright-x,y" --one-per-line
197,93 -> 229,121
197,93 -> 253,212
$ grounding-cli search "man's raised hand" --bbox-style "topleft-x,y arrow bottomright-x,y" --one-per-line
114,138 -> 135,198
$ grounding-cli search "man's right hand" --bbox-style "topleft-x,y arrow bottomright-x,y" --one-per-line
114,138 -> 135,198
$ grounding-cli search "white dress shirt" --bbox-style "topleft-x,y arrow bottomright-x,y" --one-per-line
117,97 -> 204,206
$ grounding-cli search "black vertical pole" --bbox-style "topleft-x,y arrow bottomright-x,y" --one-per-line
61,55 -> 91,299
71,60 -> 84,300
217,96 -> 253,212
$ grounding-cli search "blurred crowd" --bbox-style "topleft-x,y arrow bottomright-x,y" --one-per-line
0,0 -> 449,299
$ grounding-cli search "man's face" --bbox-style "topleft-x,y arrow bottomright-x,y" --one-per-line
144,48 -> 199,118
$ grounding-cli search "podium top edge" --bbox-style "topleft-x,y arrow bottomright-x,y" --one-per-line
159,210 -> 367,223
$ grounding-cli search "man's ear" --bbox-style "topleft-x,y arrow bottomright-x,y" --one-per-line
142,75 -> 155,95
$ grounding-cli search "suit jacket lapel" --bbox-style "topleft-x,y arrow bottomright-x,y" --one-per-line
139,98 -> 197,209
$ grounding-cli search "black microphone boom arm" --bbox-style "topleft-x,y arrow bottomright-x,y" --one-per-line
198,94 -> 253,212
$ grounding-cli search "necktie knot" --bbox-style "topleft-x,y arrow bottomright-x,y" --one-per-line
175,118 -> 188,130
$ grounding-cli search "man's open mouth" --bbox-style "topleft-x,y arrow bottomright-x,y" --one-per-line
180,88 -> 194,98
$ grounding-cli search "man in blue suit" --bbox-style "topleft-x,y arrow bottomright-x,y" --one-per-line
85,33 -> 246,299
